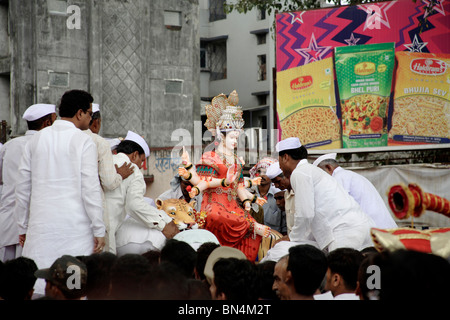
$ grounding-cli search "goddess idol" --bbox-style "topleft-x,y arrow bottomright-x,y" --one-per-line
178,91 -> 271,261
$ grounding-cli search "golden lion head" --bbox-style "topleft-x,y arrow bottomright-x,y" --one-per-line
155,198 -> 197,230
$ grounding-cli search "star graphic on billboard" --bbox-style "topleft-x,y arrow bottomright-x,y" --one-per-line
422,0 -> 446,18
289,11 -> 306,24
344,33 -> 361,46
294,33 -> 332,65
358,1 -> 396,31
403,34 -> 428,52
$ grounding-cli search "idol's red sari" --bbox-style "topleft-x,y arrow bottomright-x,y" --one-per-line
196,151 -> 261,261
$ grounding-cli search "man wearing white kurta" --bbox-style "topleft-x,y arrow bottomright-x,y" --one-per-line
277,138 -> 375,253
14,90 -> 105,297
0,104 -> 56,262
84,103 -> 134,250
261,161 -> 319,263
313,153 -> 398,229
104,131 -> 179,254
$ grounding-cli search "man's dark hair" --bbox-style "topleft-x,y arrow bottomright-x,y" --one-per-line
327,248 -> 364,291
58,89 -> 93,118
142,261 -> 189,300
141,250 -> 161,267
89,111 -> 101,127
109,253 -> 152,300
376,249 -> 450,300
195,242 -> 220,281
82,252 -> 117,300
255,260 -> 279,300
27,113 -> 54,131
116,140 -> 145,156
278,145 -> 308,160
357,252 -> 379,300
160,239 -> 198,278
213,257 -> 258,300
287,244 -> 327,296
0,257 -> 38,300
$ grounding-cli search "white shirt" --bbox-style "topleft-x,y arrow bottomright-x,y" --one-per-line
290,159 -> 375,251
0,131 -> 37,248
332,167 -> 398,229
14,120 -> 105,295
333,293 -> 360,300
84,129 -> 123,192
284,189 -> 295,236
104,152 -> 172,254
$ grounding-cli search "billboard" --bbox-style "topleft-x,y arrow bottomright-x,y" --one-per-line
276,0 -> 450,148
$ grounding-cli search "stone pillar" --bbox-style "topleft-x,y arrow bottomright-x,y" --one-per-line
9,0 -> 35,135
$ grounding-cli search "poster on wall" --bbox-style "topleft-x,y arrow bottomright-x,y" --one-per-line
277,57 -> 342,149
389,51 -> 450,145
335,42 -> 395,148
276,0 -> 450,148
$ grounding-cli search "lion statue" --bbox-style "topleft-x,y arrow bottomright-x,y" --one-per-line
115,198 -> 219,256
115,198 -> 280,261
155,198 -> 198,230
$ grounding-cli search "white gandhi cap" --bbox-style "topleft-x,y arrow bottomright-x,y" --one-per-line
266,162 -> 282,179
92,103 -> 100,113
312,153 -> 337,167
203,246 -> 247,285
124,130 -> 150,158
275,137 -> 302,152
22,104 -> 56,121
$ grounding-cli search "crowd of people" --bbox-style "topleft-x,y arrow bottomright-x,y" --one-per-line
0,89 -> 449,302
1,240 -> 449,300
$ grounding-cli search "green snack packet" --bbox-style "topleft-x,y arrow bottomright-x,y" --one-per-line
335,43 -> 395,148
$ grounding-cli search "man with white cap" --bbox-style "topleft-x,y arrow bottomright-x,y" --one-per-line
83,103 -> 134,250
0,104 -> 56,262
313,153 -> 397,229
267,161 -> 295,237
103,130 -> 179,254
275,137 -> 375,253
248,157 -> 287,234
14,90 -> 106,297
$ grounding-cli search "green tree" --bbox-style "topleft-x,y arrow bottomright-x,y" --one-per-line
224,0 -> 438,17
224,0 -> 437,33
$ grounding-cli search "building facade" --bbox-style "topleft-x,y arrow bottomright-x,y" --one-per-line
0,0 -> 200,199
199,0 -> 278,165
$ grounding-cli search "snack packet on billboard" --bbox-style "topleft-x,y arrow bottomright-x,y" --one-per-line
277,57 -> 341,149
389,51 -> 450,145
335,43 -> 395,148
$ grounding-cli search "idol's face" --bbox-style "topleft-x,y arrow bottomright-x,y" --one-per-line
224,130 -> 240,150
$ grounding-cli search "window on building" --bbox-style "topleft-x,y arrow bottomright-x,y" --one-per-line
257,8 -> 266,20
256,33 -> 266,45
257,95 -> 267,106
165,80 -> 183,94
209,0 -> 226,22
164,10 -> 182,30
200,42 -> 208,70
47,0 -> 68,15
209,40 -> 227,81
257,55 -> 266,81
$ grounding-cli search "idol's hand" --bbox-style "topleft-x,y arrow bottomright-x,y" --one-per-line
256,197 -> 267,206
225,164 -> 239,185
254,222 -> 271,238
251,177 -> 262,186
178,167 -> 190,180
188,186 -> 199,198
244,200 -> 251,211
